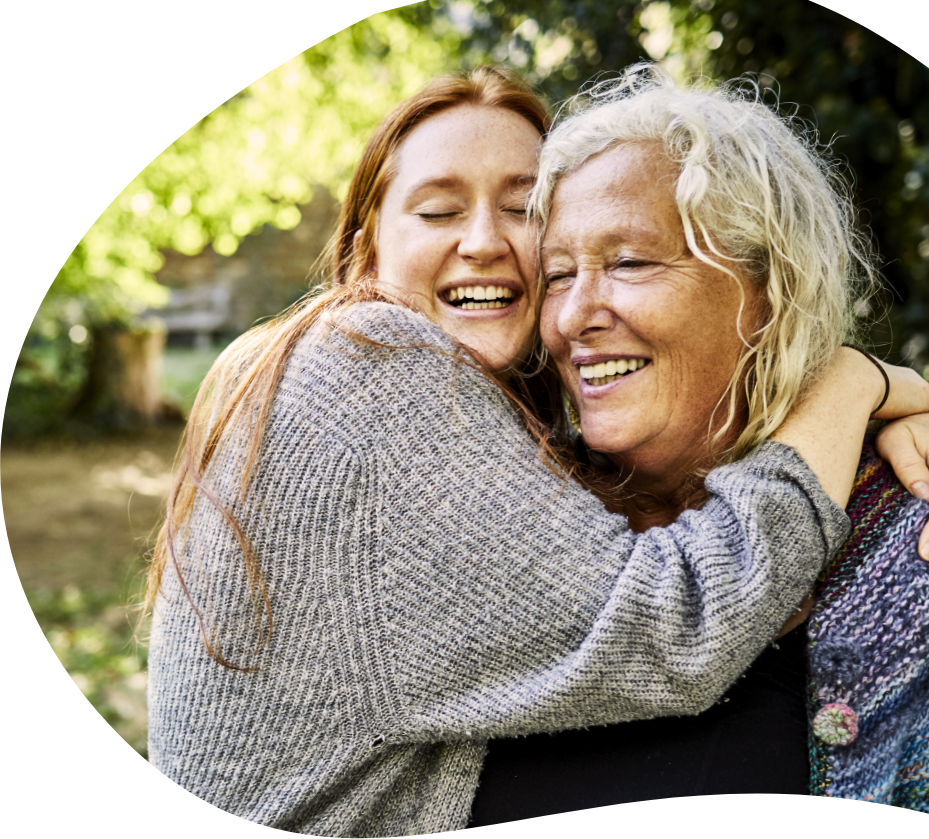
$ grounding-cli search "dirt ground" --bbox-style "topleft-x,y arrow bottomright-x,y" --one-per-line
2,425 -> 185,755
3,426 -> 182,593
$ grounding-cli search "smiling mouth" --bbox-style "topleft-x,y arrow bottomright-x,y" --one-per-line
579,358 -> 650,386
443,285 -> 517,310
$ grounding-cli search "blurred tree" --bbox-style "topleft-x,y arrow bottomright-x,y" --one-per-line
9,8 -> 459,435
13,0 -> 928,438
668,0 -> 929,365
410,0 -> 929,365
399,0 -> 649,104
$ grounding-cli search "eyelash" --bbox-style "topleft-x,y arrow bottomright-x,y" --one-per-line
416,207 -> 527,221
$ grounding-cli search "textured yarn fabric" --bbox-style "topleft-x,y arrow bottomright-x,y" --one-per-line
808,441 -> 929,808
148,302 -> 850,837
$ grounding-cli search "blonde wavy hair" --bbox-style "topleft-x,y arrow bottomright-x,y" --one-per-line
529,63 -> 880,463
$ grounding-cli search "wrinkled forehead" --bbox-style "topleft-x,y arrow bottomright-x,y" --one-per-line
542,143 -> 683,250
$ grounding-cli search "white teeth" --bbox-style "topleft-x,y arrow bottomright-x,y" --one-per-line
447,285 -> 516,306
578,359 -> 649,383
460,300 -> 507,310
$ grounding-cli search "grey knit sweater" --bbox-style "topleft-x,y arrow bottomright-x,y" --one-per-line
148,302 -> 850,837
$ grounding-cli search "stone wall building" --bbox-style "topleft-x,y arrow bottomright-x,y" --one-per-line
155,187 -> 340,346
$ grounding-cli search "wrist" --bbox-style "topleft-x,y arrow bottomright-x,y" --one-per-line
836,346 -> 886,416
842,344 -> 890,417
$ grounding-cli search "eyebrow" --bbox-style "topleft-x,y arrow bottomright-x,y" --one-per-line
405,173 -> 537,198
539,231 -> 621,258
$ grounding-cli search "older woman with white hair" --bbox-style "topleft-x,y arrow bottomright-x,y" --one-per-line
468,66 -> 929,824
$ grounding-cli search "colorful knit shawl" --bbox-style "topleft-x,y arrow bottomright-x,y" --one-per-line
808,441 -> 929,809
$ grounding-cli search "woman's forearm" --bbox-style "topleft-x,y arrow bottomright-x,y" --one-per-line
771,348 -> 918,508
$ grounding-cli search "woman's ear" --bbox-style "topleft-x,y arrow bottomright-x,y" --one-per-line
353,229 -> 377,277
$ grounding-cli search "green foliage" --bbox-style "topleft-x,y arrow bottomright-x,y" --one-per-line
48,9 -> 459,330
400,0 -> 650,103
28,584 -> 149,756
18,8 -> 460,431
5,324 -> 91,436
672,0 -> 929,365
20,0 -> 929,434
418,0 -> 929,365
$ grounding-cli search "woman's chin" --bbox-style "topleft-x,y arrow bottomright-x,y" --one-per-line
579,421 -> 664,471
582,432 -> 635,462
443,323 -> 534,371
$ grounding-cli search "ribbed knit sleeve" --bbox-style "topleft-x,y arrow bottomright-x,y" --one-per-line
321,304 -> 849,744
147,301 -> 850,836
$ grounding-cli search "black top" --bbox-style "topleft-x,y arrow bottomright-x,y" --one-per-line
468,623 -> 809,827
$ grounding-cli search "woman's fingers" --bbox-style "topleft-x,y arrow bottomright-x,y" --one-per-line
876,415 -> 929,560
876,418 -> 929,500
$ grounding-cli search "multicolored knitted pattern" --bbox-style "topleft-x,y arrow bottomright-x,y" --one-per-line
808,441 -> 929,809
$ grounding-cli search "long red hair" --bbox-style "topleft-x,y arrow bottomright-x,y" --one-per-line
144,67 -> 569,669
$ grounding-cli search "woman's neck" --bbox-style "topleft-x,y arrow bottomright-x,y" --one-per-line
601,433 -> 735,532
619,472 -> 709,533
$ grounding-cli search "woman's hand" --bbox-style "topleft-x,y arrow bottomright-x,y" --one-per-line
876,413 -> 929,560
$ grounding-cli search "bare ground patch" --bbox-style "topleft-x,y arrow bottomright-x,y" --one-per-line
3,426 -> 184,755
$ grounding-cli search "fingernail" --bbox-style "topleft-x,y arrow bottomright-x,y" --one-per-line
913,481 -> 929,502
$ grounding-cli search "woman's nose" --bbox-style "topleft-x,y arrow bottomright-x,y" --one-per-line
458,209 -> 509,264
557,273 -> 615,341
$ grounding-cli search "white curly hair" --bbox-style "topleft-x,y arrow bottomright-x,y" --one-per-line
530,63 -> 880,462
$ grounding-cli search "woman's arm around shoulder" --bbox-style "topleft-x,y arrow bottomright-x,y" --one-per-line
328,306 -> 851,745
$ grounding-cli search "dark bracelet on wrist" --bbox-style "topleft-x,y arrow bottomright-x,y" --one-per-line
842,343 -> 890,415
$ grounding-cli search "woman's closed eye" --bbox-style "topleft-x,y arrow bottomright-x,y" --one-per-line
613,257 -> 656,270
543,270 -> 575,290
415,206 -> 526,220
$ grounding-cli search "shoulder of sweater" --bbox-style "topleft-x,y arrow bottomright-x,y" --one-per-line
275,301 -> 508,433
286,302 -> 500,397
704,440 -> 850,551
707,440 -> 833,497
327,301 -> 459,353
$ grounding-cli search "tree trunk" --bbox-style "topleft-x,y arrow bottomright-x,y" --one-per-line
74,323 -> 166,427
